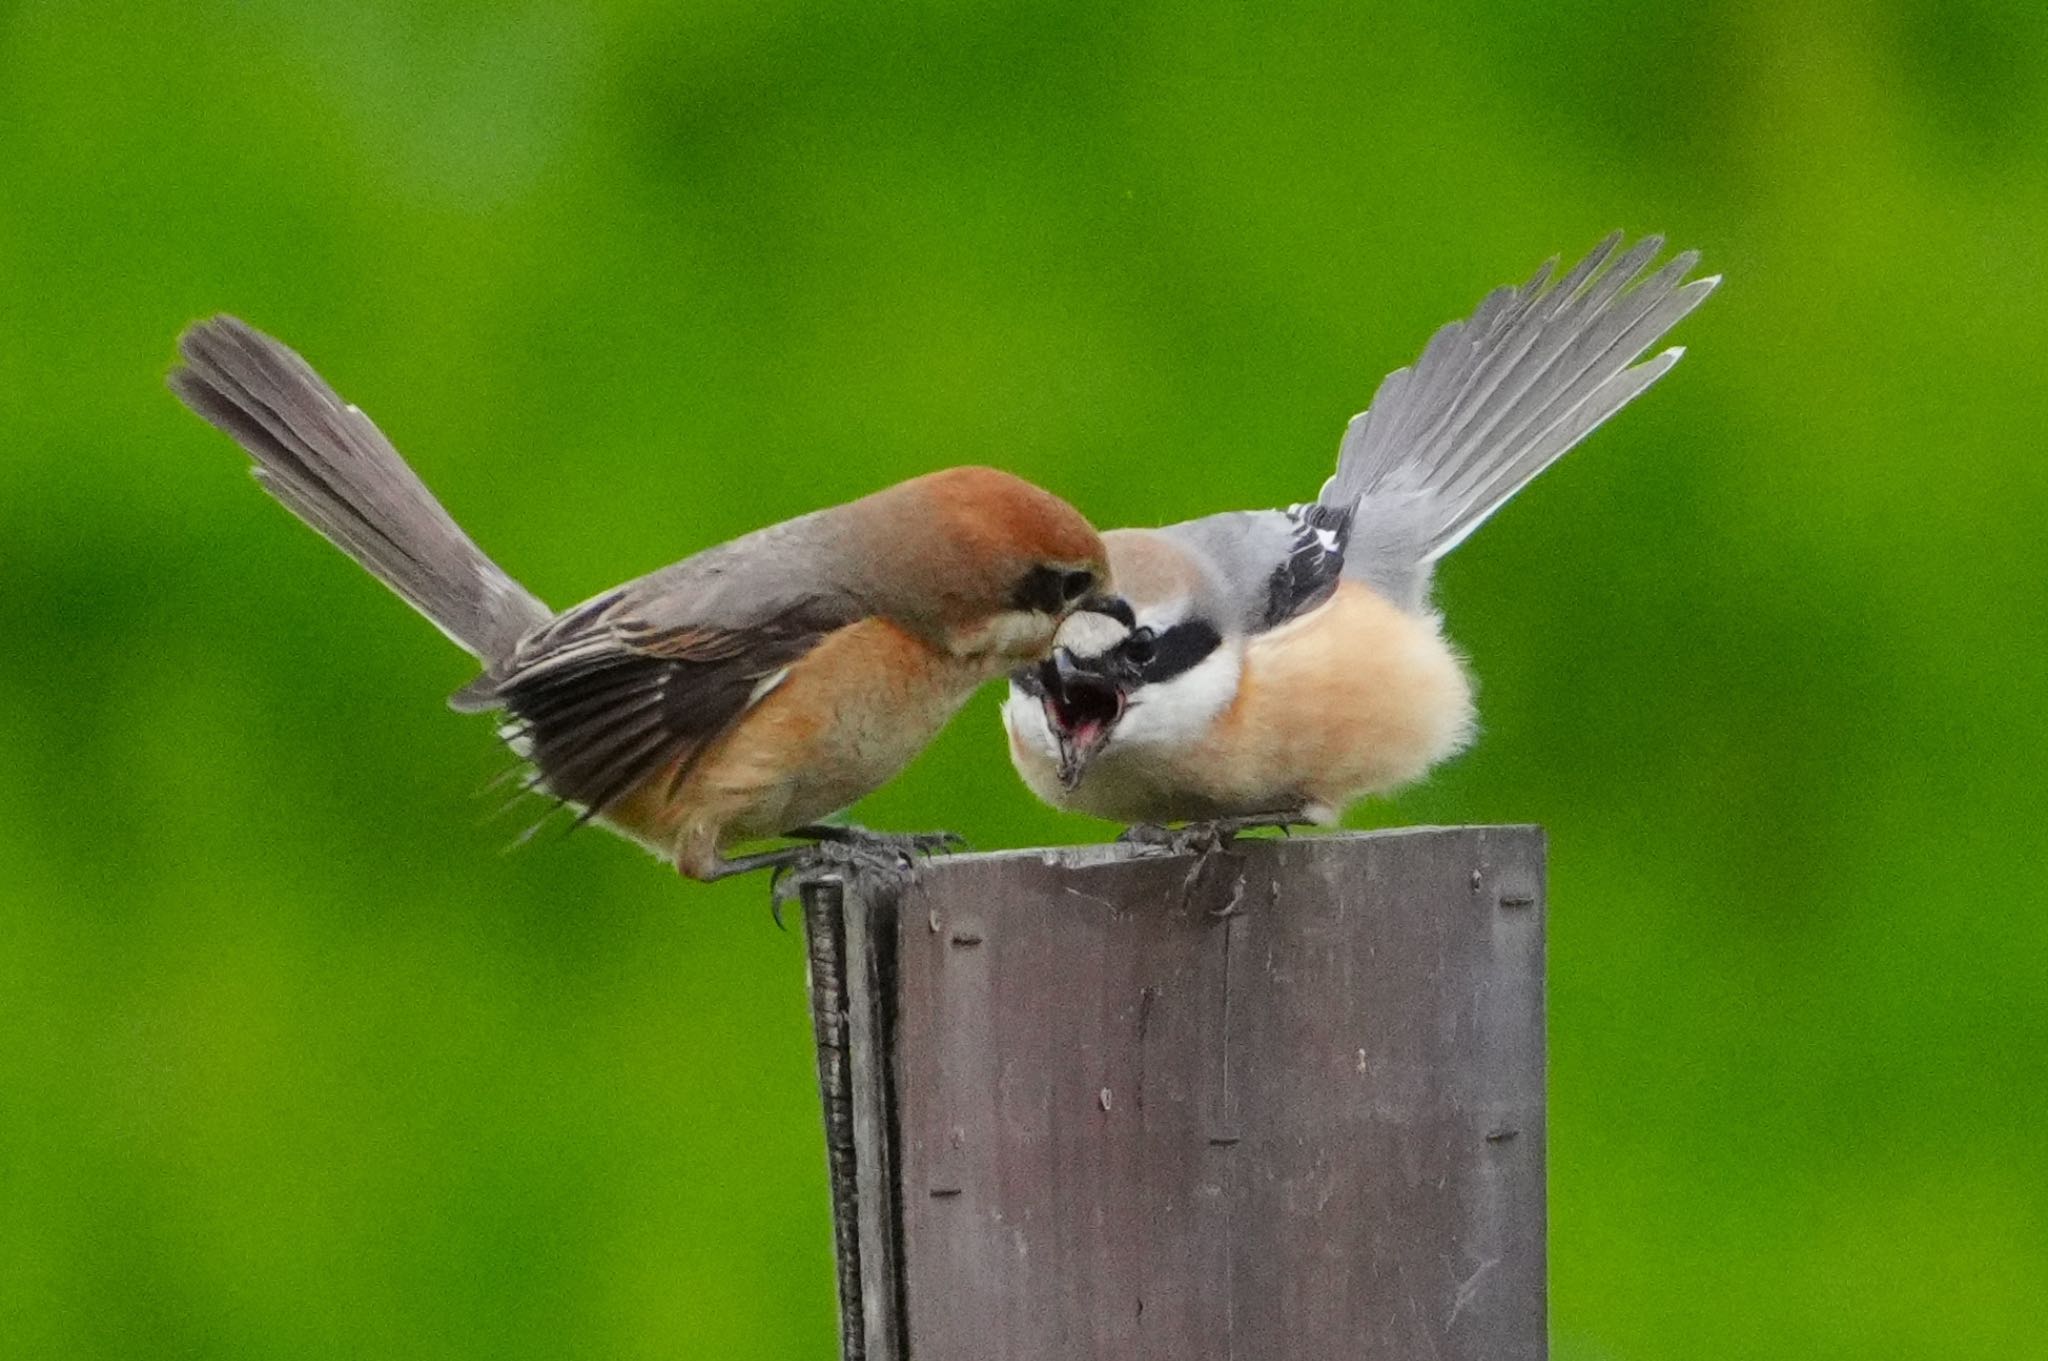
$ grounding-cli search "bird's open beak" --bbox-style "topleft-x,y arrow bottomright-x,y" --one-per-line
1037,647 -> 1127,790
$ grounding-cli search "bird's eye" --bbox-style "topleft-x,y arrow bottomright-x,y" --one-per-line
1060,570 -> 1095,603
1123,627 -> 1157,666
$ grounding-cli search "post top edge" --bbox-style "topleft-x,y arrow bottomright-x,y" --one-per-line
894,824 -> 1543,875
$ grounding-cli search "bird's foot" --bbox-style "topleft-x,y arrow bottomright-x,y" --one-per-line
785,823 -> 968,859
1202,811 -> 1308,841
697,825 -> 964,928
1118,812 -> 1307,859
1117,813 -> 1305,917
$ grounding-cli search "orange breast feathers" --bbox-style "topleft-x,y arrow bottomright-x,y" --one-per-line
602,617 -> 996,878
1183,581 -> 1477,819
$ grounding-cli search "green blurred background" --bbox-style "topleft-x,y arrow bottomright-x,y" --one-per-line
4,0 -> 2045,1356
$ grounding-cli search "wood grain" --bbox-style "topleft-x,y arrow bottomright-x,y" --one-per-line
803,826 -> 1546,1361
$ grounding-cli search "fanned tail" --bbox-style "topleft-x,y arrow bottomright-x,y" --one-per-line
1322,233 -> 1718,593
169,316 -> 550,663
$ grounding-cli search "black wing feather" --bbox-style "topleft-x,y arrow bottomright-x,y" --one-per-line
493,603 -> 854,818
1262,502 -> 1351,628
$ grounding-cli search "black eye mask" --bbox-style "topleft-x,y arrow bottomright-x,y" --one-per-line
1123,619 -> 1222,685
1010,615 -> 1222,716
1010,565 -> 1107,614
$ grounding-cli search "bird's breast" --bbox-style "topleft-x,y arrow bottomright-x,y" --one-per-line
612,617 -> 1003,856
1206,584 -> 1474,813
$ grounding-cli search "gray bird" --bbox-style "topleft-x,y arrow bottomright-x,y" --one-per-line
1003,233 -> 1717,831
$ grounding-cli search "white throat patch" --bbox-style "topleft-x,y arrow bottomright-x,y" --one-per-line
1111,643 -> 1241,749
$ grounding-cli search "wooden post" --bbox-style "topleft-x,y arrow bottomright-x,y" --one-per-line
800,826 -> 1546,1361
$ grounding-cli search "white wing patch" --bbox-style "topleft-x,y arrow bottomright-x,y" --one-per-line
747,666 -> 792,706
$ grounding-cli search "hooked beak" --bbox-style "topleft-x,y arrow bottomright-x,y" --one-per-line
1071,592 -> 1135,630
1037,647 -> 1127,790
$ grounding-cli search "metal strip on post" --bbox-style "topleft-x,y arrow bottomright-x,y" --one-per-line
800,880 -> 868,1361
802,872 -> 910,1361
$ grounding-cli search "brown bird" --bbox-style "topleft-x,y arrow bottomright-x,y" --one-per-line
171,317 -> 1114,880
1004,233 -> 1717,833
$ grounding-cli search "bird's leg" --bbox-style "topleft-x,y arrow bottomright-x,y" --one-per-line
698,844 -> 833,882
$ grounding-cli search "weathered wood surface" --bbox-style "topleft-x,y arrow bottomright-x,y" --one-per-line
802,825 -> 1546,1361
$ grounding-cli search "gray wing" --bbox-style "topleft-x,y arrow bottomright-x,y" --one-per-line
1322,233 -> 1718,610
589,509 -> 869,635
1158,504 -> 1350,636
460,512 -> 871,819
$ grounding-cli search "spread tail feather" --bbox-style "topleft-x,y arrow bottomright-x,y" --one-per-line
169,316 -> 551,663
1322,233 -> 1718,579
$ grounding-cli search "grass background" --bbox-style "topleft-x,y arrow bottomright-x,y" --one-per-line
3,1 -> 2045,1356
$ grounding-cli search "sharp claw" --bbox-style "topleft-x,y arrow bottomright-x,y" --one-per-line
901,830 -> 966,856
768,867 -> 795,930
702,825 -> 963,923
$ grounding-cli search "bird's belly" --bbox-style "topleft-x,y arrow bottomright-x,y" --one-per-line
1067,751 -> 1250,825
610,619 -> 995,870
1196,587 -> 1475,818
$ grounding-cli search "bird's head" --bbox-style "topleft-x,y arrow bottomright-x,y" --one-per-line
854,467 -> 1120,662
1007,529 -> 1240,791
